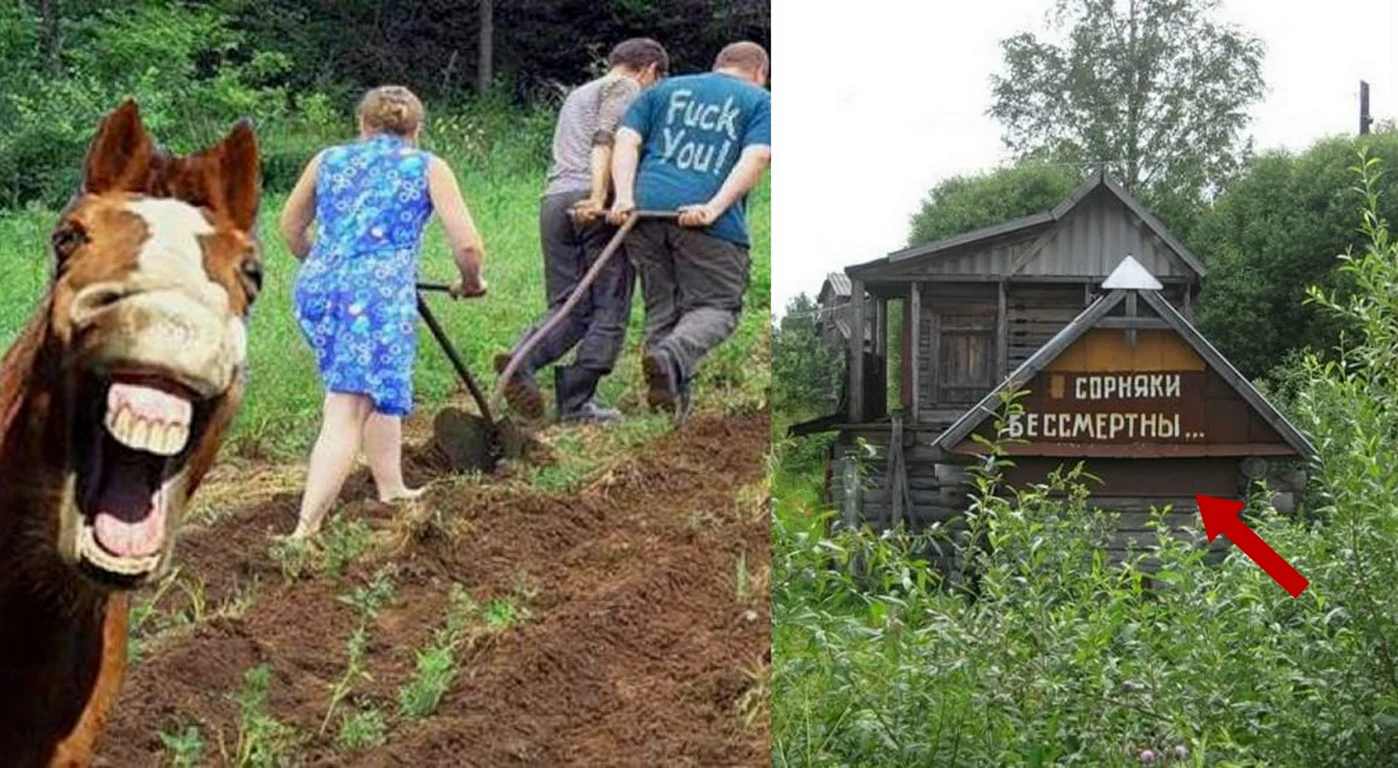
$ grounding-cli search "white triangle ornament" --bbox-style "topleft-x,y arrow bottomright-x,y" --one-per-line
1102,255 -> 1163,291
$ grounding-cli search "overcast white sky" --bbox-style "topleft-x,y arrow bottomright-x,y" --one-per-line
769,0 -> 1398,314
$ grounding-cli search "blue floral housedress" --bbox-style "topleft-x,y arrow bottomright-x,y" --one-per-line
293,134 -> 435,416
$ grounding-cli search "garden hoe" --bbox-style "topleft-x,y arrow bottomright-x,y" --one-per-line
417,209 -> 678,473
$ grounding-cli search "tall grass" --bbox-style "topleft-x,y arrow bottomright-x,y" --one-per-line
0,100 -> 771,458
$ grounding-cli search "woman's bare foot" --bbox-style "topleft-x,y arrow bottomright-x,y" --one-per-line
378,485 -> 427,503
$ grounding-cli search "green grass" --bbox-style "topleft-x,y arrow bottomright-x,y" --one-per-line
0,123 -> 770,460
396,584 -> 480,721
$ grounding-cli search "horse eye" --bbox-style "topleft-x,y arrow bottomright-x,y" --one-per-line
51,222 -> 89,263
239,257 -> 264,301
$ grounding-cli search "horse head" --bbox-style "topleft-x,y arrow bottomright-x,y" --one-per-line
35,99 -> 262,588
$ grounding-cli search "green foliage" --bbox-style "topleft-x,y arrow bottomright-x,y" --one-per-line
226,0 -> 767,101
335,708 -> 388,752
158,724 -> 206,767
397,585 -> 478,721
321,626 -> 373,738
0,0 -> 294,209
482,597 -> 525,629
324,569 -> 397,737
907,163 -> 1080,245
337,567 -> 398,619
990,0 -> 1264,227
1192,128 -> 1398,378
772,156 -> 1398,766
771,293 -> 842,422
227,664 -> 300,768
0,0 -> 769,212
320,517 -> 375,577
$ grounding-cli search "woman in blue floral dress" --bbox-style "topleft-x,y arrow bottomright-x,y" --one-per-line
278,86 -> 487,539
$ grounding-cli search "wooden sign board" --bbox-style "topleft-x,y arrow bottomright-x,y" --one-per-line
970,329 -> 1291,456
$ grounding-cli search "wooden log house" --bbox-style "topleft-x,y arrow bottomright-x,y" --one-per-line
798,170 -> 1316,564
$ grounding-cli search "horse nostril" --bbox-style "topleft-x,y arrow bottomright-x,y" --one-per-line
69,284 -> 130,325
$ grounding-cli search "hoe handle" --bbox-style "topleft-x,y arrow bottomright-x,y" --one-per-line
415,295 -> 495,424
492,210 -> 678,404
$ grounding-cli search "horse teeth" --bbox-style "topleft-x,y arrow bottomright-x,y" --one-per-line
155,423 -> 188,456
110,407 -> 133,444
103,386 -> 193,455
170,423 -> 190,453
129,418 -> 151,452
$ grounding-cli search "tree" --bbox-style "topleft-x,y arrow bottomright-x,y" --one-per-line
989,0 -> 1264,230
1191,128 -> 1398,379
477,0 -> 493,93
772,294 -> 842,423
908,162 -> 1080,246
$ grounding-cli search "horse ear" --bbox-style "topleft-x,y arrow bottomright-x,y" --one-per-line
83,100 -> 153,194
216,119 -> 260,232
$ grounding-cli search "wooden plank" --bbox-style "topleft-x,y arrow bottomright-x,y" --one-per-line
1125,291 -> 1139,348
997,281 -> 1008,381
875,298 -> 888,359
910,282 -> 921,422
848,278 -> 865,422
927,312 -> 941,408
1006,224 -> 1060,275
925,302 -> 999,316
1096,317 -> 1171,329
872,272 -> 1195,284
920,283 -> 1000,300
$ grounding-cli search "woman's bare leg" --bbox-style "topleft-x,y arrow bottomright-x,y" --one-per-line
365,412 -> 424,502
291,393 -> 373,538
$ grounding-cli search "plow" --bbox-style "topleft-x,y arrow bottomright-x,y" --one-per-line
415,210 -> 678,472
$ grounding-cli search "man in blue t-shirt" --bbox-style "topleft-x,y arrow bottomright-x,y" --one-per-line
609,41 -> 772,420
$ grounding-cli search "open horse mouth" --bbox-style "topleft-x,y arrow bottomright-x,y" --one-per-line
72,372 -> 214,584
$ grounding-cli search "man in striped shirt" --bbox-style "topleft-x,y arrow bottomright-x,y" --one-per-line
498,38 -> 669,422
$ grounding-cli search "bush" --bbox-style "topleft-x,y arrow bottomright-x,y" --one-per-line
908,163 -> 1080,246
1191,128 -> 1398,379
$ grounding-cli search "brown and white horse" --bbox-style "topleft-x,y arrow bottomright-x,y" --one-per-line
0,100 -> 262,766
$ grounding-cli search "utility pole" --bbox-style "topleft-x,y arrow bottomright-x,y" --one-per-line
1360,80 -> 1373,135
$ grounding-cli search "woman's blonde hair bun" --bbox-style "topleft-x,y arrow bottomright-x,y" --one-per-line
358,85 -> 425,137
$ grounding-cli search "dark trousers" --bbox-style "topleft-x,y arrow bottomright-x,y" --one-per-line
624,220 -> 751,380
518,190 -> 634,377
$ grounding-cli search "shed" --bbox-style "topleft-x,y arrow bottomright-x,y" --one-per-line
815,271 -> 854,348
806,170 -> 1313,566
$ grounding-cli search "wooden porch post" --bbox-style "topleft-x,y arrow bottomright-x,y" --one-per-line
909,282 -> 921,424
996,280 -> 1008,380
875,297 -> 888,417
849,278 -> 866,422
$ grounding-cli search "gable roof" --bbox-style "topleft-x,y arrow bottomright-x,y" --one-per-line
851,169 -> 1207,279
818,271 -> 852,302
931,257 -> 1314,458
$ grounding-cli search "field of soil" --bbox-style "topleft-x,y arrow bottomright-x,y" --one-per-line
94,409 -> 771,767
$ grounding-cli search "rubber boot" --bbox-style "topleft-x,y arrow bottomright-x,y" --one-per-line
555,365 -> 620,423
642,347 -> 689,418
495,352 -> 544,420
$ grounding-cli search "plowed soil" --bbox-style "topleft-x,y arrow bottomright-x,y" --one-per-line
94,411 -> 771,767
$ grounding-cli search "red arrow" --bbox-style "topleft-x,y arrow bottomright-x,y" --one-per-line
1196,495 -> 1308,597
